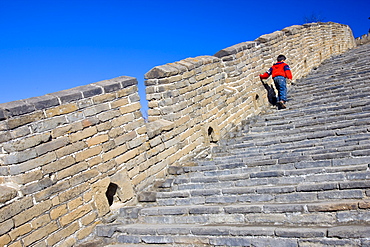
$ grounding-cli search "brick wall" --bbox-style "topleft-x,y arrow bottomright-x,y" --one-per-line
0,22 -> 355,246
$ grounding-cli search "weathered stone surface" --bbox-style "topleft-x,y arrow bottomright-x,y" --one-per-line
0,185 -> 17,203
137,192 -> 156,202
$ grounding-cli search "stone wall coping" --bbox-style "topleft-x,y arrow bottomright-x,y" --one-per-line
144,56 -> 220,80
0,76 -> 137,120
214,41 -> 258,58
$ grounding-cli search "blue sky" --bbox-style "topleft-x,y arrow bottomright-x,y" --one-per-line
0,0 -> 369,116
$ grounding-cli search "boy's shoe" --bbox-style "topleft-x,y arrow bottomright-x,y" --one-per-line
278,101 -> 286,109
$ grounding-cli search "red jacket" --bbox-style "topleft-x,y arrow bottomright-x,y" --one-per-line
260,62 -> 293,80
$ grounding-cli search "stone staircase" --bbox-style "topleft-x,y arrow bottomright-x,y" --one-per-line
93,44 -> 370,247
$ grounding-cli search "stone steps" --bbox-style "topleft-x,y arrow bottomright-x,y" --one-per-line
95,44 -> 370,246
98,224 -> 370,246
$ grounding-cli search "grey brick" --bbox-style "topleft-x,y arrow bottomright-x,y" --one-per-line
263,204 -> 304,213
275,192 -> 317,203
205,196 -> 238,204
275,227 -> 327,238
346,171 -> 370,180
156,226 -> 191,235
191,226 -> 229,236
2,149 -> 38,165
117,235 -> 141,244
119,207 -> 140,219
25,95 -> 59,110
224,205 -> 262,214
222,187 -> 256,195
317,189 -> 363,200
250,171 -> 283,178
79,85 -> 103,98
299,238 -> 359,246
0,100 -> 35,117
21,177 -> 54,195
229,226 -> 275,236
158,207 -> 188,215
95,224 -> 118,237
340,180 -> 370,189
210,237 -> 298,247
328,225 -> 370,238
297,182 -> 338,192
141,235 -> 173,244
0,108 -> 5,120
257,185 -> 295,194
189,206 -> 222,214
50,89 -> 82,104
190,189 -> 221,196
94,78 -> 123,93
336,211 -> 370,223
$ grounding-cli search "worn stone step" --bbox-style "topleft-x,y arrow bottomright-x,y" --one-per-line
96,223 -> 370,246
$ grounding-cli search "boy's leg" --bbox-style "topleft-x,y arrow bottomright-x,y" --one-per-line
273,76 -> 287,103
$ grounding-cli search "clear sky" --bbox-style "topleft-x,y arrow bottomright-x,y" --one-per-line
0,0 -> 369,116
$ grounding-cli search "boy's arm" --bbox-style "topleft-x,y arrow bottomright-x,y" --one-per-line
259,72 -> 270,79
260,68 -> 272,79
284,64 -> 293,80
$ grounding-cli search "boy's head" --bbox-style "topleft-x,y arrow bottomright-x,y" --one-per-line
277,55 -> 286,62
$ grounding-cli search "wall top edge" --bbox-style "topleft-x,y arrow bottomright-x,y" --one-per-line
0,76 -> 138,120
144,55 -> 220,80
214,41 -> 259,58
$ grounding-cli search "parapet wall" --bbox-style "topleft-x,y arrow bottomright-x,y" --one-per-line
0,22 -> 355,246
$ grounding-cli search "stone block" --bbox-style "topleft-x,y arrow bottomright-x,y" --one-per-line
58,183 -> 89,203
0,218 -> 14,236
42,155 -> 76,174
45,103 -> 78,118
0,234 -> 11,246
10,152 -> 57,175
47,221 -> 79,246
97,109 -> 121,122
328,225 -> 370,238
34,180 -> 70,202
36,136 -> 69,156
70,126 -> 98,142
275,227 -> 327,238
22,221 -> 58,246
32,115 -> 68,133
21,177 -> 54,196
138,192 -> 156,202
31,214 -> 51,229
117,235 -> 141,244
75,146 -> 102,162
25,95 -> 59,110
3,133 -> 51,153
50,204 -> 68,220
7,111 -> 44,130
359,200 -> 370,209
9,223 -> 32,241
0,186 -> 18,203
0,100 -> 35,117
55,141 -> 87,158
120,102 -> 141,114
317,190 -> 363,200
2,148 -> 38,165
59,204 -> 92,227
57,161 -> 89,180
13,200 -> 52,227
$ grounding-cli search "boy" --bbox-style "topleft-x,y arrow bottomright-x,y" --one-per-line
260,55 -> 293,109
